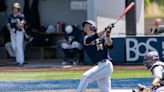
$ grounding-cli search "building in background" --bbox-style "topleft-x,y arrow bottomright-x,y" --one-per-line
3,0 -> 144,35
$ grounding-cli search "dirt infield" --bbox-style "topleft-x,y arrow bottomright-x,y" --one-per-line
0,59 -> 145,72
0,65 -> 145,72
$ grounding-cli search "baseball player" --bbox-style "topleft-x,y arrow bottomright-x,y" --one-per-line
143,51 -> 164,92
7,2 -> 25,66
77,20 -> 114,92
61,25 -> 82,65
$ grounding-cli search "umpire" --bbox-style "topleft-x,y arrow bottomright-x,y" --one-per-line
77,20 -> 114,92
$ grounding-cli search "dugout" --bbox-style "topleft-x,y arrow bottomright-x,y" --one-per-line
0,0 -> 144,64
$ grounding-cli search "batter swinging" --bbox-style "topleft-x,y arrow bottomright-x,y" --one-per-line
77,20 -> 114,92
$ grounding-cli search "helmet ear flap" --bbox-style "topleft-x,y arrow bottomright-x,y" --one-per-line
90,26 -> 96,32
92,27 -> 97,32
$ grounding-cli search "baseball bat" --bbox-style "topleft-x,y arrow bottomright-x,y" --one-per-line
116,2 -> 135,23
106,2 -> 135,31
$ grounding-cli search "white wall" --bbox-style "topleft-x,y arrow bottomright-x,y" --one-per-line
136,0 -> 144,35
39,0 -> 86,26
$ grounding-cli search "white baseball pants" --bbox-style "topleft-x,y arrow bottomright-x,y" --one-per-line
77,59 -> 113,92
61,41 -> 82,49
10,29 -> 24,64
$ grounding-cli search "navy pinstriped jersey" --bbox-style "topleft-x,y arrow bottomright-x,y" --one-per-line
8,13 -> 25,30
83,33 -> 111,64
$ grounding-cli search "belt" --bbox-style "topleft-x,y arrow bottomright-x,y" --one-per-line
95,59 -> 107,65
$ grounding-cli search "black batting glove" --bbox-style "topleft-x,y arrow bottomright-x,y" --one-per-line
105,23 -> 115,37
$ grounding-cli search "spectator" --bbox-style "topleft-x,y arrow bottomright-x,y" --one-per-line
150,18 -> 162,35
61,25 -> 82,65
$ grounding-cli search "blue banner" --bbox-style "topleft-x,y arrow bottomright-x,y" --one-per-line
84,36 -> 164,65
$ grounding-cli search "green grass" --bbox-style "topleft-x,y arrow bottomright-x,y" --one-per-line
112,70 -> 151,78
0,70 -> 152,81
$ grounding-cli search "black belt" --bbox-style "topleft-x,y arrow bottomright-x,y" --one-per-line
94,59 -> 107,65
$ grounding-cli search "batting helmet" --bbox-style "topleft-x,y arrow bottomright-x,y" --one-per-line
82,20 -> 97,31
13,2 -> 21,9
65,25 -> 73,34
143,51 -> 160,69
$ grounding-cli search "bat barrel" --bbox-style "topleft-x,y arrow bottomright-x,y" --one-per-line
117,2 -> 135,21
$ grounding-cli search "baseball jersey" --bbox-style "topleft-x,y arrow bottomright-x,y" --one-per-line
83,33 -> 112,64
8,13 -> 25,31
64,26 -> 82,43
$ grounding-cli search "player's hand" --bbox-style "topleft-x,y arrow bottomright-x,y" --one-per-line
17,23 -> 24,29
105,23 -> 114,37
105,23 -> 115,33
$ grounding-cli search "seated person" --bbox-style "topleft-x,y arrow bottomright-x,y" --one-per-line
61,25 -> 82,65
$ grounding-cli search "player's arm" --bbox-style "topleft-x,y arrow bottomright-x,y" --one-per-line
7,23 -> 11,31
152,78 -> 160,87
84,33 -> 98,45
7,15 -> 11,31
105,31 -> 113,46
18,14 -> 26,29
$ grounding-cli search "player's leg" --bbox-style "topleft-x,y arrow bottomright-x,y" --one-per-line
61,43 -> 72,65
61,43 -> 72,49
97,60 -> 113,92
71,41 -> 82,65
97,77 -> 112,92
10,31 -> 16,55
77,65 -> 99,92
5,42 -> 15,58
71,41 -> 82,50
15,31 -> 24,65
77,59 -> 113,92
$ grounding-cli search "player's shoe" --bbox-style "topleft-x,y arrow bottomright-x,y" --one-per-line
14,63 -> 24,67
9,57 -> 16,61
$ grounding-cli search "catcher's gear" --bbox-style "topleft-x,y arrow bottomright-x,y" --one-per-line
13,3 -> 21,9
82,20 -> 97,31
65,25 -> 73,34
143,51 -> 160,69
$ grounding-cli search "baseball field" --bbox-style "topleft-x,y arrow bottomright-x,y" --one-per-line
0,64 -> 153,92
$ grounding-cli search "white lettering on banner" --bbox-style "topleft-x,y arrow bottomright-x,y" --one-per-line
163,50 -> 164,58
162,42 -> 164,58
162,42 -> 164,49
126,38 -> 157,61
